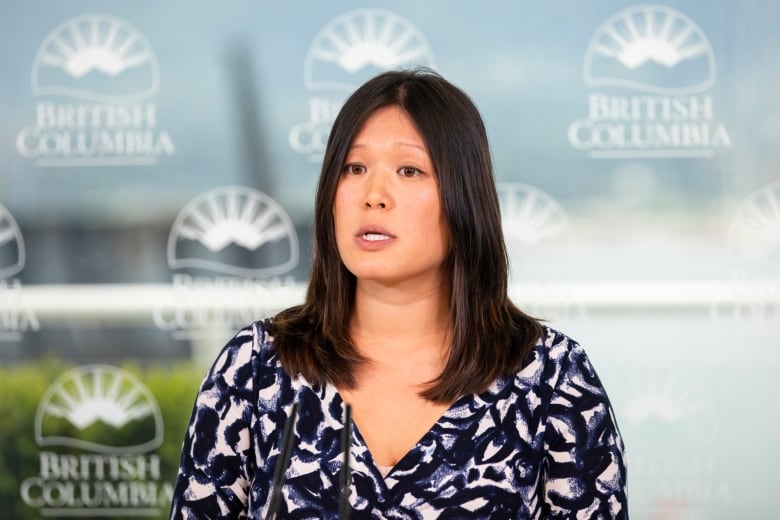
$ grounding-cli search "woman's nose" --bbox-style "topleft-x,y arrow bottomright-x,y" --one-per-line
364,173 -> 391,209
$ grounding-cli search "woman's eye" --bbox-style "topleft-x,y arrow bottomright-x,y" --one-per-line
399,167 -> 421,177
343,164 -> 366,175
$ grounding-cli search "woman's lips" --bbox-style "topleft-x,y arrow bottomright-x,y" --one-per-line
355,226 -> 394,249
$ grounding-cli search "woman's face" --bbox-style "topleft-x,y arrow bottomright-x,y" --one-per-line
333,105 -> 450,291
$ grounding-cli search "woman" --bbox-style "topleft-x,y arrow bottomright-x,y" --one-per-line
170,69 -> 627,519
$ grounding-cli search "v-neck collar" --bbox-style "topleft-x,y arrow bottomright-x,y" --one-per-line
325,374 -> 514,496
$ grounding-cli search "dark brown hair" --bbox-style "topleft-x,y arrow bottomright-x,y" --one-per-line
271,68 -> 541,403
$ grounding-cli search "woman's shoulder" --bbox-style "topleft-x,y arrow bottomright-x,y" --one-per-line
214,318 -> 275,356
515,325 -> 602,391
535,325 -> 581,354
203,318 -> 283,385
193,318 -> 309,416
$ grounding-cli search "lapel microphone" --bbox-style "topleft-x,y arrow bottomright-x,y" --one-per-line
266,402 -> 353,519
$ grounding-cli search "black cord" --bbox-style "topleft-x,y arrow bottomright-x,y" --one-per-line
339,404 -> 353,520
267,402 -> 300,520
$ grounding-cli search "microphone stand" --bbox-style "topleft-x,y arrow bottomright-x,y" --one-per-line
266,402 -> 353,519
266,402 -> 299,520
339,404 -> 353,520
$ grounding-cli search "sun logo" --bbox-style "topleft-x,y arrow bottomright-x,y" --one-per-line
584,4 -> 715,94
0,204 -> 25,279
31,13 -> 159,102
168,186 -> 299,277
625,387 -> 703,424
497,183 -> 573,285
35,365 -> 163,454
498,183 -> 570,248
304,8 -> 436,92
618,371 -> 717,447
728,182 -> 780,263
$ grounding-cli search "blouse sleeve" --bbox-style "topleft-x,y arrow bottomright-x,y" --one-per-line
169,326 -> 259,519
542,341 -> 628,519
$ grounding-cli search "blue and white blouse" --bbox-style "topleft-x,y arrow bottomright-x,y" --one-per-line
170,320 -> 627,519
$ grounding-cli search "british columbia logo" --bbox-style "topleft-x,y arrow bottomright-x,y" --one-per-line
156,186 -> 301,340
20,365 -> 171,516
0,204 -> 25,280
711,182 -> 780,322
497,184 -> 584,320
0,203 -> 39,341
16,13 -> 174,167
617,370 -> 731,510
497,183 -> 571,280
727,182 -> 780,264
568,4 -> 731,158
289,9 -> 436,162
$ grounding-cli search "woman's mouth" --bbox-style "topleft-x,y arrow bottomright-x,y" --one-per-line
362,233 -> 391,241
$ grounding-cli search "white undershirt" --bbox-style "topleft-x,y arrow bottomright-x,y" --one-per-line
377,465 -> 393,478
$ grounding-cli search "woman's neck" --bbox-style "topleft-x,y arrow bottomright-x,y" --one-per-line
350,280 -> 451,363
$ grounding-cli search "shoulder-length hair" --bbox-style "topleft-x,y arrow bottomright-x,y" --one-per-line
271,68 -> 541,403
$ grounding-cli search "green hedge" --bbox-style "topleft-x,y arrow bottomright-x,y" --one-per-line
0,359 -> 205,520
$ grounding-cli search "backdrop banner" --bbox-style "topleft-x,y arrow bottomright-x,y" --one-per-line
1,2 -> 778,518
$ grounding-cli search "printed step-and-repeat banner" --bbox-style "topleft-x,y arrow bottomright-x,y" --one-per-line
1,1 -> 778,518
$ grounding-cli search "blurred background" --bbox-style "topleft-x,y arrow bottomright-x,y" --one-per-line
1,1 -> 778,518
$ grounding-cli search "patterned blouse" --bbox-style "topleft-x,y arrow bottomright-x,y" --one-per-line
170,320 -> 627,519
